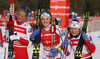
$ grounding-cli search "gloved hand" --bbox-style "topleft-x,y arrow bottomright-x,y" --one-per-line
81,31 -> 89,41
61,39 -> 71,47
10,35 -> 20,41
0,43 -> 1,47
30,28 -> 40,39
3,42 -> 9,48
51,48 -> 59,55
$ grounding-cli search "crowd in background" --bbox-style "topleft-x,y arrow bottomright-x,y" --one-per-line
0,9 -> 100,22
0,9 -> 38,21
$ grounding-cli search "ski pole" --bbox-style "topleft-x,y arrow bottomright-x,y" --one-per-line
50,25 -> 56,59
50,16 -> 56,59
7,0 -> 15,59
62,31 -> 71,59
62,45 -> 68,59
75,0 -> 90,58
32,0 -> 41,59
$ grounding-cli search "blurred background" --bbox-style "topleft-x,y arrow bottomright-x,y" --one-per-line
0,0 -> 100,16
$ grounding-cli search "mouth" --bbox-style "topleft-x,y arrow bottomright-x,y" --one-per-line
43,22 -> 48,25
72,32 -> 76,35
17,17 -> 21,20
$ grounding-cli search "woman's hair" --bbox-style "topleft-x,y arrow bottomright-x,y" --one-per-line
40,10 -> 51,18
18,7 -> 30,16
40,10 -> 52,28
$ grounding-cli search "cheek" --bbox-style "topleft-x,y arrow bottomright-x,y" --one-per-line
41,20 -> 44,24
18,15 -> 23,19
70,29 -> 75,32
74,30 -> 80,35
70,30 -> 78,34
77,30 -> 80,34
22,16 -> 26,20
47,20 -> 51,23
47,18 -> 51,22
17,15 -> 20,18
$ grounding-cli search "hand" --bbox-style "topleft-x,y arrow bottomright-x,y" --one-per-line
10,35 -> 20,41
81,31 -> 89,41
30,28 -> 40,39
3,42 -> 9,48
51,48 -> 59,55
61,39 -> 71,47
0,44 -> 1,47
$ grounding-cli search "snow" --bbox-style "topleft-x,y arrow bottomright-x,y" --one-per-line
0,31 -> 100,59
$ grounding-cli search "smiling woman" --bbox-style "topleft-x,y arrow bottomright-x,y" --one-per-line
51,18 -> 96,59
40,11 -> 51,29
4,6 -> 33,59
69,19 -> 81,36
35,10 -> 65,59
17,7 -> 29,23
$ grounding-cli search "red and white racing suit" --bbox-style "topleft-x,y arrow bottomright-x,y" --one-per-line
63,31 -> 96,59
41,25 -> 65,59
12,20 -> 32,59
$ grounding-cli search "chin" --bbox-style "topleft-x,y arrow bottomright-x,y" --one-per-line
44,25 -> 47,27
18,19 -> 22,22
18,20 -> 21,22
72,34 -> 77,36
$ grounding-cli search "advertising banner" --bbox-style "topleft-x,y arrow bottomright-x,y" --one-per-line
91,20 -> 100,32
50,0 -> 70,29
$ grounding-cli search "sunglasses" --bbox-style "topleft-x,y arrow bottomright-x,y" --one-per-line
20,7 -> 29,13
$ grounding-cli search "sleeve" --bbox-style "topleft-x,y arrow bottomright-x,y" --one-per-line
56,25 -> 66,42
5,30 -> 9,41
56,25 -> 72,56
62,45 -> 71,56
84,32 -> 96,53
19,23 -> 32,46
62,30 -> 72,56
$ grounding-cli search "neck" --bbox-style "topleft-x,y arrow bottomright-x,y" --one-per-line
44,25 -> 51,30
17,20 -> 24,23
16,20 -> 24,25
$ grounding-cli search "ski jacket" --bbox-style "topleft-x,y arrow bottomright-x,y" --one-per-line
63,31 -> 96,59
12,20 -> 32,59
41,25 -> 65,59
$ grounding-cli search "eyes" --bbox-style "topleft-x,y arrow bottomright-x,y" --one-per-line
70,28 -> 79,31
41,18 -> 50,20
18,13 -> 24,17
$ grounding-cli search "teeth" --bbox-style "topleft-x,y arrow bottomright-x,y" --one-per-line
44,23 -> 47,24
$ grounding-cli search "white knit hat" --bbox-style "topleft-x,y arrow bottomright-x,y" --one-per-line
69,19 -> 81,28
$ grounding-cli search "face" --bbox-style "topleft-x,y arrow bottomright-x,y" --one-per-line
17,11 -> 27,22
41,15 -> 51,28
69,27 -> 81,36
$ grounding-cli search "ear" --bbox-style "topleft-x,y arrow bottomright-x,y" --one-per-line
26,15 -> 29,19
79,28 -> 82,32
50,19 -> 52,24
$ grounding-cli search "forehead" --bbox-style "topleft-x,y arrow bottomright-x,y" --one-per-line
41,15 -> 50,19
70,27 -> 80,29
18,11 -> 27,16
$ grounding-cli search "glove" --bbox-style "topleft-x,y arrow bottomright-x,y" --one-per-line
51,48 -> 59,55
81,31 -> 89,41
30,28 -> 40,39
10,35 -> 20,41
61,39 -> 71,47
3,42 -> 9,48
0,43 -> 1,47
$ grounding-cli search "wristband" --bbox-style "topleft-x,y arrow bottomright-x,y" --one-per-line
58,46 -> 62,52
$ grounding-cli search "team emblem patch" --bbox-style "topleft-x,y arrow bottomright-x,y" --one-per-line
28,28 -> 32,32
